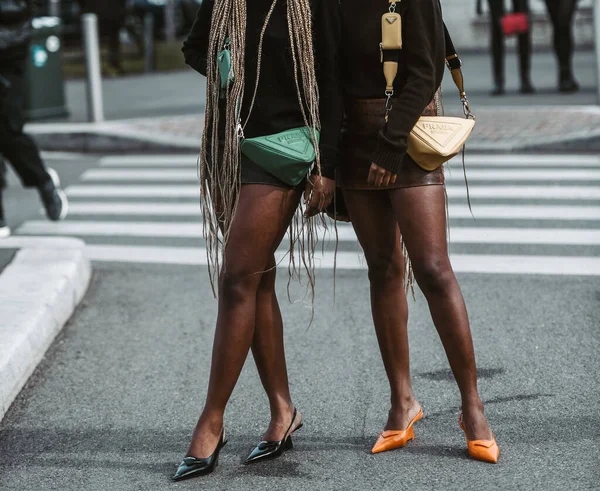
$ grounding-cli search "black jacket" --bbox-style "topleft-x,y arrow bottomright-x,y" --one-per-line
0,0 -> 32,62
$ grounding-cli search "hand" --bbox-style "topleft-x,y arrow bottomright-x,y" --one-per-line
367,163 -> 397,187
304,174 -> 335,217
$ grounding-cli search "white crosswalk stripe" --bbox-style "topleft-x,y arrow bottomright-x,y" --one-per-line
16,154 -> 600,276
82,168 -> 600,182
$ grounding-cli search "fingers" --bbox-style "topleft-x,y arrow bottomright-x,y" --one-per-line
305,189 -> 324,217
368,163 -> 396,188
321,188 -> 334,210
304,180 -> 311,203
367,164 -> 378,186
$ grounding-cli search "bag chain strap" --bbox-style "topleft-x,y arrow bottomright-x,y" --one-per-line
235,0 -> 279,140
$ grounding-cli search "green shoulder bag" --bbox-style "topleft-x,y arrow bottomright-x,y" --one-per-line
241,128 -> 320,186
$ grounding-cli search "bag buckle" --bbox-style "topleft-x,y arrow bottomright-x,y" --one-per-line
385,90 -> 394,122
236,122 -> 245,140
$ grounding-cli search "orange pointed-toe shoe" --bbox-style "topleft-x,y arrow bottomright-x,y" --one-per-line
459,413 -> 500,464
371,408 -> 424,454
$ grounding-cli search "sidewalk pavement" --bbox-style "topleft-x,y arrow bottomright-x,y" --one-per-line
0,238 -> 91,421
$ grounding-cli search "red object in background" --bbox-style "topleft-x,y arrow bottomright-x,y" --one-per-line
501,12 -> 530,36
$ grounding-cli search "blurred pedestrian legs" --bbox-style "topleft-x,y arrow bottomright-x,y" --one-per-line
484,0 -> 535,95
543,0 -> 580,93
78,0 -> 127,76
0,0 -> 68,238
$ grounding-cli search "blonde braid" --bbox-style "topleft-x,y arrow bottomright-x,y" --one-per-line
200,0 -> 247,291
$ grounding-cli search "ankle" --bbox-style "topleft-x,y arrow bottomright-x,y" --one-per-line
390,392 -> 418,412
198,410 -> 225,434
461,396 -> 484,415
269,399 -> 295,422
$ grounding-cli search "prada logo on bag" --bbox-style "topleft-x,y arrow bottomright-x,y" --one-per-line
265,131 -> 312,157
417,121 -> 463,147
386,16 -> 397,24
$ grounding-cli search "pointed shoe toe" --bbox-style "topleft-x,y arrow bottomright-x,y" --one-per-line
173,456 -> 213,481
458,413 -> 499,464
371,427 -> 415,454
245,408 -> 300,465
244,436 -> 292,464
466,438 -> 500,464
173,432 -> 227,481
371,408 -> 423,454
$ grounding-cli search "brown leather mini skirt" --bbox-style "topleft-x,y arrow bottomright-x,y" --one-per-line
339,98 -> 444,191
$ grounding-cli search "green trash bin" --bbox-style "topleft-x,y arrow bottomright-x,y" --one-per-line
24,17 -> 69,120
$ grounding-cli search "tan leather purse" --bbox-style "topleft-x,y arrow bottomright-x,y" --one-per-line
381,1 -> 475,171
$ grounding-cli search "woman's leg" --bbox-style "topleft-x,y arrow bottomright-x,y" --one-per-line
389,185 -> 492,441
487,0 -> 506,94
251,257 -> 298,440
545,0 -> 579,90
343,189 -> 421,430
187,184 -> 302,458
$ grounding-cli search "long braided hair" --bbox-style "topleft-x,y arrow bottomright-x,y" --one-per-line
200,0 -> 323,296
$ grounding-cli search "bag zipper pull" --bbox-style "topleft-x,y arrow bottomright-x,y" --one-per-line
380,42 -> 383,63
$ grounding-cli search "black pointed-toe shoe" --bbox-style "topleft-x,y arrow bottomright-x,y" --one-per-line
173,430 -> 227,482
244,408 -> 303,465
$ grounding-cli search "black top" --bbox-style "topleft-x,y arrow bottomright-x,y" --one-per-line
182,0 -> 342,179
340,0 -> 446,174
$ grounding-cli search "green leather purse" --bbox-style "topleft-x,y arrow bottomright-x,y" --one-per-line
241,128 -> 320,186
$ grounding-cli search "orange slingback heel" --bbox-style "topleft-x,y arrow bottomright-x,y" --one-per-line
371,408 -> 424,454
459,413 -> 500,464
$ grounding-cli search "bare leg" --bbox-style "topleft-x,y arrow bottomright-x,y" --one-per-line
389,185 -> 492,440
251,258 -> 300,440
187,185 -> 302,458
343,189 -> 421,430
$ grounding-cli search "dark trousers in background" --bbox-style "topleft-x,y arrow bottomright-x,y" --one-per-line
101,19 -> 123,71
544,0 -> 577,78
487,0 -> 532,88
0,55 -> 50,190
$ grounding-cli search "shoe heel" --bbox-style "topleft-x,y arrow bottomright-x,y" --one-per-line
406,426 -> 415,442
284,436 -> 293,450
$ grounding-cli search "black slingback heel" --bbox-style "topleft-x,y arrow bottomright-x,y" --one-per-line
244,408 -> 302,465
173,429 -> 227,481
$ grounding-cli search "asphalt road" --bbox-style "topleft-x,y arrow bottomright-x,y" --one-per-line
0,152 -> 599,490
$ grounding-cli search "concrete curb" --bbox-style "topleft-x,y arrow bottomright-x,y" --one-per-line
0,237 -> 92,421
26,120 -> 199,154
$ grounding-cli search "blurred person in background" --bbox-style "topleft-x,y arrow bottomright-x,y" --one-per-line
0,0 -> 68,238
78,0 -> 127,75
543,0 -> 580,92
481,0 -> 535,95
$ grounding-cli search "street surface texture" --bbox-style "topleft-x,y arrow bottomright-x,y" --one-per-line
0,152 -> 599,490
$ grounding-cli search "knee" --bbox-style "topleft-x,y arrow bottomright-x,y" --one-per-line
413,257 -> 456,297
219,268 -> 262,305
256,266 -> 276,296
366,254 -> 404,290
